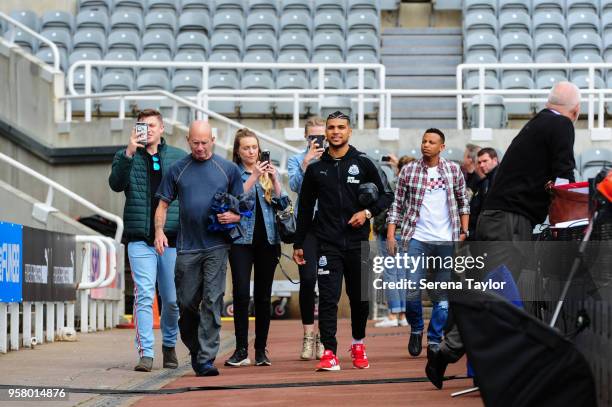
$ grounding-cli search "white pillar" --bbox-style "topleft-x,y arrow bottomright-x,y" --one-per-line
89,300 -> 97,332
23,302 -> 32,348
105,301 -> 112,329
46,302 -> 55,343
80,291 -> 89,333
35,302 -> 44,344
56,302 -> 65,336
97,300 -> 105,331
0,303 -> 7,353
66,303 -> 75,329
9,303 -> 19,350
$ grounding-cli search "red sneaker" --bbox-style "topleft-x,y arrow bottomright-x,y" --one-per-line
350,343 -> 370,369
316,350 -> 341,371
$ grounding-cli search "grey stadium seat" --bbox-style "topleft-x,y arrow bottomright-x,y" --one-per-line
276,71 -> 310,115
40,29 -> 72,52
247,10 -> 278,34
348,10 -> 380,35
144,10 -> 177,34
464,0 -> 496,13
501,72 -> 535,115
498,10 -> 531,35
142,29 -> 176,56
310,72 -> 345,89
113,0 -> 145,13
499,0 -> 530,13
603,31 -> 612,61
533,0 -> 564,13
209,50 -> 242,65
178,11 -> 211,35
73,29 -> 107,55
176,31 -> 210,54
240,73 -> 275,114
248,0 -> 279,13
314,10 -> 346,35
468,95 -> 508,129
569,32 -> 602,54
280,10 -> 313,34
348,0 -> 380,13
100,71 -> 134,112
572,74 -> 605,114
279,30 -> 312,55
211,30 -> 244,58
602,11 -> 612,37
532,11 -> 565,36
567,0 -> 598,13
278,50 -> 310,78
79,0 -> 112,12
566,10 -> 600,36
139,50 -> 173,75
76,9 -> 109,35
243,50 -> 276,79
465,75 -> 500,90
579,148 -> 612,179
104,50 -> 137,77
214,0 -> 246,11
208,70 -> 240,114
245,31 -> 277,55
500,32 -> 533,57
172,71 -> 203,122
315,0 -> 346,13
213,10 -> 246,35
603,0 -> 612,13
135,71 -> 171,111
36,47 -> 69,71
146,0 -> 178,12
313,31 -> 345,54
534,31 -> 568,58
71,68 -> 101,112
535,52 -> 568,79
174,51 -> 205,77
110,10 -> 144,35
281,0 -> 313,13
180,0 -> 212,12
464,10 -> 498,36
70,49 -> 103,76
41,11 -> 74,34
107,30 -> 141,54
346,71 -> 378,114
9,10 -> 39,31
347,31 -> 379,58
464,32 -> 499,58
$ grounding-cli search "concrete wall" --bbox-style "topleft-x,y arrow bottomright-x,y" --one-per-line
0,1 -> 76,15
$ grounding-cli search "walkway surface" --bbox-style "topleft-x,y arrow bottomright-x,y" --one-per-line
0,320 -> 483,407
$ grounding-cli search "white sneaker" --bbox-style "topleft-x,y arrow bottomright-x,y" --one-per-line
398,318 -> 409,327
374,317 -> 399,328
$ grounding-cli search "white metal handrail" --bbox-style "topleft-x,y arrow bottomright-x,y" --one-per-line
0,12 -> 61,72
75,235 -> 107,290
0,152 -> 124,242
66,60 -> 386,129
98,236 -> 117,288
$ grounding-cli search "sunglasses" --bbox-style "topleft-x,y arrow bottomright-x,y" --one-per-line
152,155 -> 160,171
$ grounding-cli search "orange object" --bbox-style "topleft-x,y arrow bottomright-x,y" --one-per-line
152,295 -> 161,329
597,170 -> 612,202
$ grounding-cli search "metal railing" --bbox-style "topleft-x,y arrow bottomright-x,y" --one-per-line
0,152 -> 124,242
0,12 -> 61,72
66,60 -> 386,129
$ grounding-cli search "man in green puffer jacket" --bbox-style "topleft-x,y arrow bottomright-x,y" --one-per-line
108,109 -> 187,372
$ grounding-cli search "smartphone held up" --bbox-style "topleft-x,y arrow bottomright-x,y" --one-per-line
135,122 -> 148,147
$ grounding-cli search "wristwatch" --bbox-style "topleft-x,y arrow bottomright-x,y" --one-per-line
460,229 -> 469,238
364,209 -> 372,219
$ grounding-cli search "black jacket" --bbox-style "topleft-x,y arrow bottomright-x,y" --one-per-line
294,145 -> 394,250
469,165 -> 498,236
483,109 -> 576,225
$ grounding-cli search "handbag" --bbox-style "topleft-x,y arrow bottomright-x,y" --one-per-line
549,182 -> 589,225
271,196 -> 296,243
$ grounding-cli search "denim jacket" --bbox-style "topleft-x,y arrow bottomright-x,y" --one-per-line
233,165 -> 286,245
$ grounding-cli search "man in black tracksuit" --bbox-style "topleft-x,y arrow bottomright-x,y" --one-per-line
293,111 -> 393,371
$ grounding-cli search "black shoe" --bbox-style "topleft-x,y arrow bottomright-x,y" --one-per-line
425,345 -> 449,389
408,333 -> 423,357
255,349 -> 271,366
195,361 -> 220,377
162,346 -> 178,369
224,348 -> 251,367
134,356 -> 153,372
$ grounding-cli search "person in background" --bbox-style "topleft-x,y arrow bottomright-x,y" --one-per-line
374,155 -> 415,328
224,128 -> 286,368
108,109 -> 185,372
387,129 -> 469,359
468,147 -> 499,238
462,143 -> 483,199
154,121 -> 244,377
287,117 -> 326,360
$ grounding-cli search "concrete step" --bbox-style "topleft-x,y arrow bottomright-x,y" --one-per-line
381,45 -> 462,56
383,27 -> 463,35
391,118 -> 459,129
385,65 -> 457,76
386,76 -> 457,89
382,35 -> 462,48
381,55 -> 462,66
391,109 -> 457,119
392,96 -> 457,111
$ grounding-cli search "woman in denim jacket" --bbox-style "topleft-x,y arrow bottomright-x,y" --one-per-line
225,128 -> 285,368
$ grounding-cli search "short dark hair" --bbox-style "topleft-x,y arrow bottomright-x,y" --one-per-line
424,128 -> 445,143
326,110 -> 351,125
477,147 -> 498,159
137,109 -> 163,122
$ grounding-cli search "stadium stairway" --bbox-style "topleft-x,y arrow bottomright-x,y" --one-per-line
382,27 -> 462,129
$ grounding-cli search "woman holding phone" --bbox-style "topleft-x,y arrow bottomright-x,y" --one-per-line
225,128 -> 286,367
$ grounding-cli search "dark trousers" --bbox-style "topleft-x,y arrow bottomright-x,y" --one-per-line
228,243 -> 280,350
317,243 -> 369,354
298,232 -> 318,325
441,209 -> 533,362
174,248 -> 228,364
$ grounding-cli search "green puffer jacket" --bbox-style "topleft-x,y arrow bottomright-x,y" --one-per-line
108,138 -> 186,242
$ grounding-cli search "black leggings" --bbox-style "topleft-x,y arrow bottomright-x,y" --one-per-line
229,243 -> 280,350
298,232 -> 318,325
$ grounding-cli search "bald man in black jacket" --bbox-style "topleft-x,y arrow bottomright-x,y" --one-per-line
426,81 -> 581,389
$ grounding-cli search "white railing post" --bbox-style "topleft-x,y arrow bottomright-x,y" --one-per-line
85,63 -> 92,122
598,90 -> 605,129
80,290 -> 89,333
89,299 -> 97,332
378,65 -> 386,128
0,303 -> 7,353
318,67 -> 325,112
293,92 -> 300,128
386,92 -> 392,128
10,303 -> 19,350
588,67 -> 595,130
456,65 -> 464,130
202,66 -> 209,121
23,301 -> 32,348
66,302 -> 75,329
358,66 -> 365,130
119,98 -> 126,120
478,66 -> 485,129
97,300 -> 104,331
105,301 -> 113,328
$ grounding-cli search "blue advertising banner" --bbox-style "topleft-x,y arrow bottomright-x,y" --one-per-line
0,221 -> 23,302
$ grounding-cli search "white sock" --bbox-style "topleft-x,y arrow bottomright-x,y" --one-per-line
352,338 -> 364,345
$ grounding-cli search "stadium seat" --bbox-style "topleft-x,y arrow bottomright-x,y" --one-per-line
214,0 -> 246,11
278,50 -> 310,79
346,70 -> 377,114
178,11 -> 211,35
174,50 -> 205,77
603,0 -> 612,13
468,95 -> 508,128
213,10 -> 246,35
243,50 -> 276,78
348,0 -> 380,13
501,72 -> 535,115
211,30 -> 244,58
100,71 -> 134,112
176,31 -> 209,54
464,10 -> 498,36
463,0 -> 496,13
314,31 -> 345,53
567,10 -> 600,36
276,71 -> 310,115
314,10 -> 346,36
208,70 -> 240,114
499,0 -> 531,13
281,0 -> 313,13
465,32 -> 499,58
142,29 -> 176,56
41,11 -> 74,34
603,32 -> 612,61
248,0 -> 279,13
144,10 -> 177,34
69,49 -> 104,77
347,10 -> 380,35
566,0 -> 598,13
40,29 -> 72,52
315,0 -> 346,13
113,0 -> 145,13
171,71 -> 202,122
347,31 -> 379,58
240,73 -> 275,114
500,32 -> 533,57
500,51 -> 534,77
73,29 -> 107,55
107,30 -> 140,54
532,0 -> 564,13
110,10 -> 144,35
139,50 -> 173,76
79,0 -> 112,13
135,71 -> 171,110
36,47 -> 69,71
535,52 -> 568,80
498,10 -> 531,35
532,11 -> 565,37
579,148 -> 612,179
245,31 -> 277,54
247,10 -> 278,35
104,50 -> 137,77
71,69 -> 101,111
465,75 -> 500,90
279,30 -> 312,55
76,9 -> 109,35
310,72 -> 345,89
180,0 -> 212,12
534,31 -> 568,58
569,32 -> 603,56
280,10 -> 313,34
146,0 -> 178,12
9,10 -> 39,32
209,50 -> 242,64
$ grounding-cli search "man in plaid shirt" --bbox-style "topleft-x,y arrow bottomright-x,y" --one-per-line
386,128 -> 469,358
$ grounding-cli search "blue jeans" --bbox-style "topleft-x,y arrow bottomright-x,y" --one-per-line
404,238 -> 453,345
128,241 -> 179,358
377,236 -> 406,313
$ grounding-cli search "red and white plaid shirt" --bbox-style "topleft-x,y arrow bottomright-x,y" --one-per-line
387,157 -> 470,246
